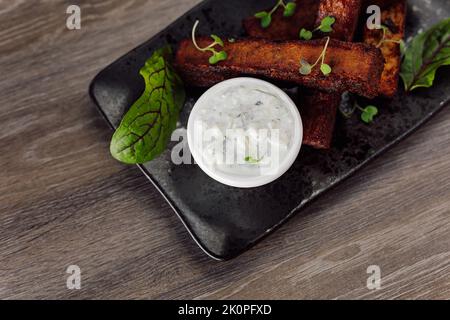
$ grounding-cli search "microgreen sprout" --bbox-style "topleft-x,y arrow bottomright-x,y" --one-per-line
245,156 -> 262,164
299,36 -> 332,76
360,105 -> 379,123
254,0 -> 297,29
376,24 -> 403,48
191,20 -> 228,65
299,16 -> 335,40
340,100 -> 379,124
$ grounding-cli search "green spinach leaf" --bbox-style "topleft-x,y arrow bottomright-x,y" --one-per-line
110,47 -> 185,164
400,18 -> 450,92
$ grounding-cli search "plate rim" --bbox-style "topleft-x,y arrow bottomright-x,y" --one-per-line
88,0 -> 450,260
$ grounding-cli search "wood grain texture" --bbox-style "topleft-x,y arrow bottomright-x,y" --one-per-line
0,0 -> 449,300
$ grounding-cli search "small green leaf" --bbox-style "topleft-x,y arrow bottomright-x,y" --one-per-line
110,47 -> 185,164
320,25 -> 333,33
191,20 -> 228,65
361,113 -> 372,123
216,51 -> 228,62
300,28 -> 313,40
320,63 -> 332,75
299,59 -> 312,75
283,2 -> 296,17
299,65 -> 312,75
245,156 -> 261,164
228,38 -> 236,43
254,11 -> 268,19
319,16 -> 335,33
361,105 -> 379,123
260,14 -> 272,28
209,51 -> 228,64
321,16 -> 335,26
210,34 -> 224,47
209,55 -> 218,64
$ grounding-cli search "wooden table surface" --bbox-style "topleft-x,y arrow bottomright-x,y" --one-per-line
1,0 -> 449,300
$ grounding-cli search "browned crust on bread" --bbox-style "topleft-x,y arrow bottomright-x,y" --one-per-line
243,0 -> 320,41
299,90 -> 340,149
240,0 -> 366,149
363,0 -> 406,97
315,0 -> 362,41
300,0 -> 362,149
175,37 -> 384,98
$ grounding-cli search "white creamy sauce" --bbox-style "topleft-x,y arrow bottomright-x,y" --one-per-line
192,83 -> 295,177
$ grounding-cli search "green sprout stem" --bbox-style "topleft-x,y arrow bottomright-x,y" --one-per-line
269,0 -> 282,15
376,25 -> 402,48
270,0 -> 290,14
192,20 -> 216,52
312,25 -> 324,32
354,105 -> 375,116
314,36 -> 330,68
340,101 -> 379,124
300,16 -> 335,40
299,36 -> 331,75
191,20 -> 227,64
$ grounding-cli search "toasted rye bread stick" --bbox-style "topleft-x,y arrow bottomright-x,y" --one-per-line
301,0 -> 362,149
243,0 -> 320,41
241,0 -> 364,148
175,37 -> 384,98
315,0 -> 362,41
363,0 -> 406,97
243,0 -> 362,42
299,90 -> 341,149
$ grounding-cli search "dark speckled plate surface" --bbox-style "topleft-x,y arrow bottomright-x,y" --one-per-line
90,0 -> 450,260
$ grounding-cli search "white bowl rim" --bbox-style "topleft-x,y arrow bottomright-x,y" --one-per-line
187,77 -> 303,188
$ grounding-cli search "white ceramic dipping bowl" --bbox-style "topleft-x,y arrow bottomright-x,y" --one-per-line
187,77 -> 303,188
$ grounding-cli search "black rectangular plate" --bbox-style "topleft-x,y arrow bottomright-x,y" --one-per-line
90,0 -> 450,260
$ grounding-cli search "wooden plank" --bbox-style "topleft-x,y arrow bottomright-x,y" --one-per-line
0,0 -> 449,300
